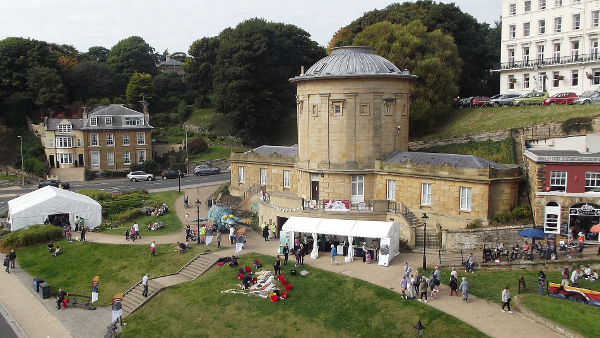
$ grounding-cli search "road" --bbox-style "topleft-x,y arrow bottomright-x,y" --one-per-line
0,172 -> 231,214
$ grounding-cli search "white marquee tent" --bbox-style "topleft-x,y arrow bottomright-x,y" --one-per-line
7,186 -> 102,231
281,216 -> 400,265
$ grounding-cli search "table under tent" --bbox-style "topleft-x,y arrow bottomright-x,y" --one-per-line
280,216 -> 400,266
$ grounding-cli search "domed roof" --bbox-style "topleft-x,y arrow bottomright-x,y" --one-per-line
290,46 -> 416,82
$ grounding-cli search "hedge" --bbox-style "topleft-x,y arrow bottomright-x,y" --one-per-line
0,225 -> 64,250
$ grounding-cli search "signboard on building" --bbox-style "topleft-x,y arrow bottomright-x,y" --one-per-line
569,203 -> 600,216
324,200 -> 350,211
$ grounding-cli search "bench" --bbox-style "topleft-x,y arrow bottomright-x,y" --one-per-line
67,294 -> 92,309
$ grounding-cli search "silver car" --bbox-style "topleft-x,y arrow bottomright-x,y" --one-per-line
127,171 -> 154,182
572,90 -> 600,104
490,93 -> 521,107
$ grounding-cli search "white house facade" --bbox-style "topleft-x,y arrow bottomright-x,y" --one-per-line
497,0 -> 600,95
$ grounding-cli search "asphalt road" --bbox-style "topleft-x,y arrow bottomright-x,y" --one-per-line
0,172 -> 230,214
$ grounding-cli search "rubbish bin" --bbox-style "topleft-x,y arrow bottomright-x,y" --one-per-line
38,283 -> 51,299
33,277 -> 44,292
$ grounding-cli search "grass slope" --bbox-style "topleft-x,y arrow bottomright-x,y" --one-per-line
421,105 -> 600,140
0,174 -> 20,181
417,138 -> 515,164
16,239 -> 224,306
441,265 -> 600,337
121,254 -> 486,338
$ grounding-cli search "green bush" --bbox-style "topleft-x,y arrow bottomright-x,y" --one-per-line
510,205 -> 532,221
77,189 -> 113,201
170,163 -> 187,173
211,182 -> 230,198
108,208 -> 142,224
23,158 -> 46,177
561,117 -> 593,134
99,169 -> 113,179
493,212 -> 510,224
0,225 -> 63,250
84,168 -> 95,181
142,160 -> 160,173
466,219 -> 483,229
189,137 -> 208,155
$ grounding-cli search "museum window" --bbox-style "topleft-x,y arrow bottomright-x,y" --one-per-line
123,134 -> 130,146
107,152 -> 115,166
360,103 -> 369,116
330,100 -> 344,116
106,134 -> 114,146
459,187 -> 472,211
90,117 -> 97,126
585,172 -> 600,191
384,100 -> 394,116
421,183 -> 432,205
90,133 -> 99,146
260,168 -> 267,185
58,123 -> 72,133
386,180 -> 396,201
124,151 -> 131,165
549,171 -> 567,191
238,166 -> 245,183
283,170 -> 291,188
311,104 -> 319,116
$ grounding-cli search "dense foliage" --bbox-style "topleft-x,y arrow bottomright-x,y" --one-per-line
0,225 -> 63,250
106,36 -> 157,92
188,136 -> 208,155
214,18 -> 326,145
417,137 -> 515,164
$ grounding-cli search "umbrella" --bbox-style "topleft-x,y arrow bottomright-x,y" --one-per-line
590,224 -> 600,234
518,228 -> 547,239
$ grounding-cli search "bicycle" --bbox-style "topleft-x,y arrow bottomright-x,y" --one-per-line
104,322 -> 118,338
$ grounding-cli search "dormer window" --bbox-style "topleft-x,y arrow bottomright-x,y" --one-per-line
58,123 -> 72,133
105,117 -> 112,126
123,116 -> 144,126
90,117 -> 97,126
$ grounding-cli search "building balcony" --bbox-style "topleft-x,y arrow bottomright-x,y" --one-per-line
493,54 -> 600,71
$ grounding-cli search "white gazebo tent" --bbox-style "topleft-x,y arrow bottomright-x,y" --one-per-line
281,216 -> 401,265
7,186 -> 103,231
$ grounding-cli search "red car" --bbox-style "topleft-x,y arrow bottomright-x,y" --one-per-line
470,96 -> 492,107
543,92 -> 578,105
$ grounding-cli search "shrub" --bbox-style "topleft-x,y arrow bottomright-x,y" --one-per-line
510,205 -> 532,221
23,158 -> 46,177
84,168 -> 95,181
0,225 -> 63,250
108,208 -> 142,224
77,189 -> 112,201
170,163 -> 187,173
561,117 -> 593,134
211,182 -> 230,199
466,219 -> 483,229
493,212 -> 510,224
99,169 -> 113,179
189,137 -> 208,155
142,160 -> 160,173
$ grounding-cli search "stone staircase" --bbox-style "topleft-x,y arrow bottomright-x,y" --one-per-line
121,253 -> 217,316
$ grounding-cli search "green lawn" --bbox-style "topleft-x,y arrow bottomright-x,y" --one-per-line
440,265 -> 600,337
186,107 -> 214,127
420,105 -> 600,140
121,254 -> 486,338
417,138 -> 515,164
189,145 -> 251,161
0,174 -> 20,181
16,239 -> 223,306
100,191 -> 184,236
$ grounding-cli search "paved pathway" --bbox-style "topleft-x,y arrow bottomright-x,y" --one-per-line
3,182 -> 567,337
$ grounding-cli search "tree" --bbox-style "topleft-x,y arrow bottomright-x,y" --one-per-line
353,20 -> 462,132
126,72 -> 154,103
84,46 -> 110,63
214,19 -> 326,145
66,61 -> 117,102
153,71 -> 185,99
0,126 -> 16,164
170,52 -> 187,62
106,36 -> 157,93
184,37 -> 220,105
27,66 -> 68,107
329,1 -> 496,97
188,137 -> 208,155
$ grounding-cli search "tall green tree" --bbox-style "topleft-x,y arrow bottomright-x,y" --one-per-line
330,1 -> 496,97
184,37 -> 220,105
126,72 -> 154,104
214,19 -> 326,145
84,46 -> 110,63
66,61 -> 118,102
27,66 -> 68,107
153,71 -> 185,99
353,20 -> 462,132
106,36 -> 157,93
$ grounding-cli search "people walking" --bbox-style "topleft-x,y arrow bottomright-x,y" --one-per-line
130,227 -> 136,242
429,271 -> 437,299
142,273 -> 149,297
403,262 -> 411,279
185,224 -> 191,240
216,230 -> 221,249
433,266 -> 441,293
538,270 -> 546,294
274,255 -> 281,275
400,275 -> 409,300
134,221 -> 140,239
4,255 -> 10,273
501,286 -> 513,313
80,224 -> 87,242
283,244 -> 289,265
262,224 -> 269,241
330,245 -> 339,265
150,241 -> 155,257
459,277 -> 469,302
449,274 -> 459,296
561,265 -> 570,286
229,226 -> 235,244
418,276 -> 428,302
9,249 -> 16,268
408,275 -> 415,299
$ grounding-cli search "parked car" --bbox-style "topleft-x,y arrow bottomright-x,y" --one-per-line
490,93 -> 522,107
127,171 -> 154,182
572,90 -> 600,104
193,164 -> 221,176
161,170 -> 185,179
511,92 -> 549,106
38,179 -> 70,189
457,97 -> 474,108
458,96 -> 491,108
543,92 -> 578,105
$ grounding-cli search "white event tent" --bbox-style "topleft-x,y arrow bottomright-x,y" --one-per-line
7,186 -> 102,231
281,216 -> 400,266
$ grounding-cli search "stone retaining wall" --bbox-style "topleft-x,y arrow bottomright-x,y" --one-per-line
442,224 -> 533,251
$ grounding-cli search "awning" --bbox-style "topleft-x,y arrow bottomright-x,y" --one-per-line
281,216 -> 322,233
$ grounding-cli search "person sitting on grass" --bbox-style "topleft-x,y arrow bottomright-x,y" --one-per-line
48,241 -> 55,253
185,240 -> 190,250
242,272 -> 253,289
229,255 -> 238,267
589,270 -> 599,281
52,246 -> 62,257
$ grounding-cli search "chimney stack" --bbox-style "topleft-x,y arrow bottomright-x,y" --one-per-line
301,66 -> 305,75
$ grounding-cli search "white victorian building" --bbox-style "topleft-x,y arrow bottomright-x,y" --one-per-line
497,0 -> 600,95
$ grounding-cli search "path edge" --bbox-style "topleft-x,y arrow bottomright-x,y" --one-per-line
513,295 -> 585,338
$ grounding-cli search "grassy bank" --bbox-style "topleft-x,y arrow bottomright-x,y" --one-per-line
121,254 -> 486,337
16,239 -> 225,306
420,105 -> 600,140
0,174 -> 20,181
440,265 -> 600,337
417,138 -> 515,164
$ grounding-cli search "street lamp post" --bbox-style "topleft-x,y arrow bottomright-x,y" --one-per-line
413,318 -> 426,337
195,198 -> 201,244
421,213 -> 429,270
17,135 -> 24,187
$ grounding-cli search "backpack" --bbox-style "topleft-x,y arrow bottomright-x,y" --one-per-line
407,266 -> 412,273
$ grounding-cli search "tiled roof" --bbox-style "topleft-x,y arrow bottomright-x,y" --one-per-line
384,151 -> 510,169
248,145 -> 298,157
160,59 -> 183,66
82,105 -> 152,130
46,118 -> 84,131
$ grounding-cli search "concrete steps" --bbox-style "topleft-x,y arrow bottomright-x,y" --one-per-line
121,253 -> 218,316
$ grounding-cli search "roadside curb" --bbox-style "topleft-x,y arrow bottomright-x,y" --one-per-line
513,295 -> 585,338
0,299 -> 28,338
